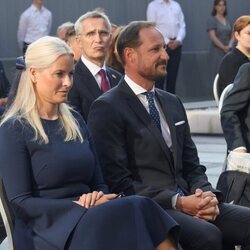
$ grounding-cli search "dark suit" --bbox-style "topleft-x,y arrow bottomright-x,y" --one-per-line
68,60 -> 121,121
221,62 -> 250,151
88,78 -> 250,250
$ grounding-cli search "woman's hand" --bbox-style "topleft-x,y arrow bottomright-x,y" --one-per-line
95,194 -> 118,206
74,192 -> 118,208
74,191 -> 104,208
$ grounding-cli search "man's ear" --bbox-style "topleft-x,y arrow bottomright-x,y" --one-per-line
123,47 -> 136,64
108,33 -> 112,47
29,67 -> 38,83
76,35 -> 84,51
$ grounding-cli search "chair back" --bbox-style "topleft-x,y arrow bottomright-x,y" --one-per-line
213,73 -> 220,105
218,83 -> 234,112
0,177 -> 14,250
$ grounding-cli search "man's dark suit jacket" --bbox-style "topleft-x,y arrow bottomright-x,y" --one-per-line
88,79 -> 220,209
68,60 -> 122,121
221,62 -> 250,151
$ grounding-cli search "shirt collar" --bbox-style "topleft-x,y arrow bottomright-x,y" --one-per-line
124,75 -> 155,96
81,55 -> 106,76
156,0 -> 172,5
31,4 -> 45,12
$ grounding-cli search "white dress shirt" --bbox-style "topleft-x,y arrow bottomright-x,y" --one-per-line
147,0 -> 186,45
81,56 -> 109,89
17,4 -> 52,49
125,75 -> 172,148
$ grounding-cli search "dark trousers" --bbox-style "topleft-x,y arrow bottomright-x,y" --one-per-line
167,203 -> 250,250
155,45 -> 182,94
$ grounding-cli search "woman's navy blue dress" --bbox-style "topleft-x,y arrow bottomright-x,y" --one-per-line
0,113 -> 179,250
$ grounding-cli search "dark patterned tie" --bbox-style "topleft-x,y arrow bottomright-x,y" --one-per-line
98,69 -> 110,93
144,92 -> 161,132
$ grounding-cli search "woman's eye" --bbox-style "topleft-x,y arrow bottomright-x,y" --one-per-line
56,72 -> 64,77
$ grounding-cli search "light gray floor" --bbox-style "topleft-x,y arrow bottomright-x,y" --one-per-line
192,135 -> 227,187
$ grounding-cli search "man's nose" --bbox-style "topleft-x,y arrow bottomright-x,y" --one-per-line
161,49 -> 169,61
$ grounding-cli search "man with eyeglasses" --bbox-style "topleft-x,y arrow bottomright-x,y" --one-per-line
68,10 -> 122,121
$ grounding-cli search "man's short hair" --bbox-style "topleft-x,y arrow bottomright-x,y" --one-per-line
75,10 -> 112,35
116,21 -> 155,65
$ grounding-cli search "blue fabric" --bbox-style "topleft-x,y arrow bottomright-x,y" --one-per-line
144,92 -> 161,132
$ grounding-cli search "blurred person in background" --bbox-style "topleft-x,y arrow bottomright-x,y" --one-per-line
217,15 -> 250,97
207,0 -> 234,85
57,21 -> 74,41
0,61 -> 10,108
147,0 -> 186,93
106,26 -> 124,74
17,0 -> 52,55
64,24 -> 82,62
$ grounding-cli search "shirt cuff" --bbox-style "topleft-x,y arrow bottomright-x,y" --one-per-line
172,193 -> 179,209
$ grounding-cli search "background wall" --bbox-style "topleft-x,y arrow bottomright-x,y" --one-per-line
1,0 -> 249,101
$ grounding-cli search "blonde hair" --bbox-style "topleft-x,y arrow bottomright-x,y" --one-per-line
1,36 -> 83,144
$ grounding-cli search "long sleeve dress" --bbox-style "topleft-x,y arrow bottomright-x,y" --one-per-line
0,112 -> 179,250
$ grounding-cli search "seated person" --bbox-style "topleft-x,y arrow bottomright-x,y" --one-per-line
64,24 -> 82,62
0,60 -> 10,108
0,36 -> 179,250
221,62 -> 250,153
88,20 -> 250,250
217,15 -> 250,97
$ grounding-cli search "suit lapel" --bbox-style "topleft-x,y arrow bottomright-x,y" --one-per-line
106,68 -> 119,88
76,60 -> 102,98
119,81 -> 174,167
155,90 -> 178,168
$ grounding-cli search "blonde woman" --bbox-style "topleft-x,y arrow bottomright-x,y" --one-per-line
0,36 -> 179,250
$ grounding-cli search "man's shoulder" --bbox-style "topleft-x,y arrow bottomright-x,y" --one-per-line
170,0 -> 182,9
20,5 -> 33,18
42,6 -> 52,16
156,88 -> 179,101
106,66 -> 122,82
74,60 -> 89,75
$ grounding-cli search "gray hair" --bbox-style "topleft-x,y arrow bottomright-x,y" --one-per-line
75,10 -> 111,35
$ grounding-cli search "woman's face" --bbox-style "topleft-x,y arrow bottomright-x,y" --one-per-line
215,1 -> 226,15
32,54 -> 74,107
235,24 -> 250,51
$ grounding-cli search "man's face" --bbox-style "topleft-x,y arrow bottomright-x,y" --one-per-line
133,28 -> 169,82
33,0 -> 43,6
77,17 -> 111,66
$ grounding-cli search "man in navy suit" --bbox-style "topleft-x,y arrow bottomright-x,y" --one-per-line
88,21 -> 250,250
68,10 -> 121,121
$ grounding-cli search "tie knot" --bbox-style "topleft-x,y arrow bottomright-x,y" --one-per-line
143,91 -> 155,101
99,69 -> 106,77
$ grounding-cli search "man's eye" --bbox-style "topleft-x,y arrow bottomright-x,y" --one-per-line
86,32 -> 95,37
152,47 -> 159,52
100,31 -> 109,37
